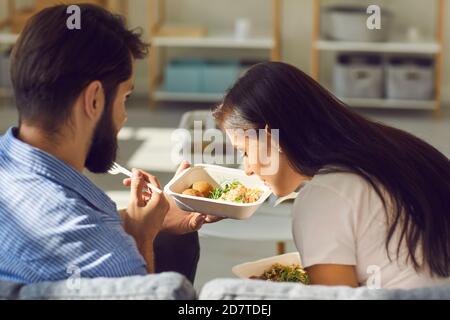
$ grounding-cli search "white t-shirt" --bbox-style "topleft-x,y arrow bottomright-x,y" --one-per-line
292,170 -> 450,289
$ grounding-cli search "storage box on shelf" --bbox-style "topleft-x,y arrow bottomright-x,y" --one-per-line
202,60 -> 241,94
386,57 -> 434,101
164,59 -> 204,93
332,53 -> 435,105
154,24 -> 208,38
164,59 -> 241,95
333,54 -> 384,99
323,5 -> 392,42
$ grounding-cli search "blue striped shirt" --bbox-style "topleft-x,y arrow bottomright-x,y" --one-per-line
0,127 -> 147,284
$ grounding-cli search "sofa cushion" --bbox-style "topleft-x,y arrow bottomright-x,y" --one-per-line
0,281 -> 23,300
0,272 -> 196,300
199,279 -> 450,300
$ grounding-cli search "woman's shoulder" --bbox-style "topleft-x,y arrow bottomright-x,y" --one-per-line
293,168 -> 386,220
304,169 -> 374,198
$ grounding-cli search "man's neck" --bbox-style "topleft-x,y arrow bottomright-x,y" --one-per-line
18,125 -> 86,173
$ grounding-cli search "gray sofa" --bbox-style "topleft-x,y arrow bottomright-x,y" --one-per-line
2,274 -> 449,300
199,278 -> 450,300
0,272 -> 196,300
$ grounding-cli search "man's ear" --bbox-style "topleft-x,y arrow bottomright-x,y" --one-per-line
83,81 -> 105,120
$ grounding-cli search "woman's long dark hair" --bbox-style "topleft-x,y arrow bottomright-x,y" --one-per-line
214,62 -> 450,277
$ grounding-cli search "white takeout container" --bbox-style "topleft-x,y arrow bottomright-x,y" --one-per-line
164,164 -> 272,220
232,252 -> 302,279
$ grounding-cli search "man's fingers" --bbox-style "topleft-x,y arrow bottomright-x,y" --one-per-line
129,169 -> 146,207
123,178 -> 132,187
145,173 -> 162,191
205,215 -> 226,223
138,171 -> 162,189
124,171 -> 161,190
190,213 -> 206,231
175,160 -> 191,176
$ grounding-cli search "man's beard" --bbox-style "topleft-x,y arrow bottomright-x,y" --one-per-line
85,106 -> 118,173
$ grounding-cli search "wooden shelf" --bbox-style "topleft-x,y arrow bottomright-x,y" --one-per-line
153,89 -> 223,103
152,34 -> 274,49
340,97 -> 436,110
148,0 -> 282,107
315,40 -> 441,54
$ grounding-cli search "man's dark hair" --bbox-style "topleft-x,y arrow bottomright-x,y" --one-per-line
11,4 -> 148,133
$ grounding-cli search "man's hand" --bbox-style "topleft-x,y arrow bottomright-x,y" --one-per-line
122,161 -> 224,235
162,195 -> 223,234
125,169 -> 169,236
122,169 -> 170,273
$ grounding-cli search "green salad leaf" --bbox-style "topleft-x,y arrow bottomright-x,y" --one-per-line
208,187 -> 223,200
208,180 -> 243,201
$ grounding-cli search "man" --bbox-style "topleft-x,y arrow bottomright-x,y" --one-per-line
0,4 -> 218,284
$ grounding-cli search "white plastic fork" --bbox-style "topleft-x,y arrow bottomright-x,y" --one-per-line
108,162 -> 163,194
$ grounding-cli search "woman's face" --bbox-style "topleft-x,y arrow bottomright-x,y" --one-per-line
226,129 -> 307,197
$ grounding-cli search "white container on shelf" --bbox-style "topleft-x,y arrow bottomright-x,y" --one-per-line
333,54 -> 384,99
234,18 -> 252,40
324,6 -> 392,42
164,164 -> 272,220
386,57 -> 434,100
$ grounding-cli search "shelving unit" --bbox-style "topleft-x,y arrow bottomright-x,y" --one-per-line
148,0 -> 282,107
340,98 -> 436,110
152,34 -> 275,49
311,0 -> 446,114
0,0 -> 129,100
315,40 -> 441,54
153,91 -> 223,103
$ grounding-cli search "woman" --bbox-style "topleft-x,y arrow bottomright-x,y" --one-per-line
213,62 -> 450,289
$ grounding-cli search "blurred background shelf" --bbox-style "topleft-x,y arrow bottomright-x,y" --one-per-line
0,0 -> 129,102
148,0 -> 282,107
341,98 -> 437,110
153,89 -> 224,103
311,0 -> 446,114
152,34 -> 274,49
315,40 -> 441,54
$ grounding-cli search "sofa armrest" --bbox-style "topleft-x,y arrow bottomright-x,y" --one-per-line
199,278 -> 450,300
1,272 -> 196,300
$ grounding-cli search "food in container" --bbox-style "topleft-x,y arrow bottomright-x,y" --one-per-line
250,263 -> 310,285
182,180 -> 263,204
164,164 -> 272,220
232,252 -> 309,285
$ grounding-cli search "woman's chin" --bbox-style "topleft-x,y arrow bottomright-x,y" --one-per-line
262,181 -> 291,197
271,187 -> 295,198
